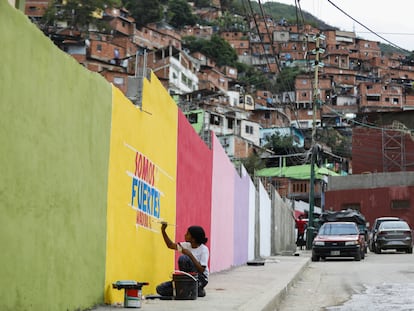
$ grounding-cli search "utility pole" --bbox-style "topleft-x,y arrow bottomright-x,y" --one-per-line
306,33 -> 325,250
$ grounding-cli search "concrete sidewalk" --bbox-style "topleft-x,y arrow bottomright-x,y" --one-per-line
93,250 -> 311,311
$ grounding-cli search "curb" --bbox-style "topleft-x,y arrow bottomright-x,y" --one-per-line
264,256 -> 310,311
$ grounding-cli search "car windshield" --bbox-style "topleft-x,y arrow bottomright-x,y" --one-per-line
379,221 -> 409,230
319,223 -> 358,235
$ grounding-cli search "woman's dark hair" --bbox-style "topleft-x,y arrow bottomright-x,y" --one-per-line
188,226 -> 208,244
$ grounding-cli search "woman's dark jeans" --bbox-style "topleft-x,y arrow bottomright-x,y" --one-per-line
156,255 -> 208,297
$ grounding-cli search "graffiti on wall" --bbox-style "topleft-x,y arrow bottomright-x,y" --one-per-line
126,143 -> 172,230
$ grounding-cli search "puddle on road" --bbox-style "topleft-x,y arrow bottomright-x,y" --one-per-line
326,283 -> 414,311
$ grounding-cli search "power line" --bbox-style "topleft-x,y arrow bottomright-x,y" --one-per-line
326,0 -> 409,52
357,31 -> 414,37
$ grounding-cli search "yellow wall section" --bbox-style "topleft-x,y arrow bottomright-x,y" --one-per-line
105,75 -> 178,304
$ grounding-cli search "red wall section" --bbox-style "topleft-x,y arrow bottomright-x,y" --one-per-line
325,187 -> 414,228
175,110 -> 212,266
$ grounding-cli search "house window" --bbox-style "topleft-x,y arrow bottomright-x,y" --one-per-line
97,44 -> 102,52
187,113 -> 198,124
222,138 -> 229,147
393,98 -> 399,104
228,118 -> 234,129
391,200 -> 410,209
210,114 -> 221,125
366,95 -> 380,102
293,183 -> 307,192
264,112 -> 270,119
245,125 -> 253,134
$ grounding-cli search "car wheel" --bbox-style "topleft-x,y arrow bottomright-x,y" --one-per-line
375,246 -> 381,254
311,254 -> 320,262
407,247 -> 413,254
354,252 -> 361,261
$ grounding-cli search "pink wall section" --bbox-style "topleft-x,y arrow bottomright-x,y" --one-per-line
233,166 -> 250,266
175,111 -> 213,268
210,134 -> 236,272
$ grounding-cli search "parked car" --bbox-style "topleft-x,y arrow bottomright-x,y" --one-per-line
368,217 -> 401,252
312,221 -> 365,262
319,209 -> 368,254
373,220 -> 413,254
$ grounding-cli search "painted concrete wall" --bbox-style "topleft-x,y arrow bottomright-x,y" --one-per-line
175,110 -> 212,267
328,171 -> 414,191
1,3 -> 297,309
104,76 -> 178,302
0,3 -> 112,310
210,135 -> 236,272
325,186 -> 414,229
233,165 -> 251,266
259,182 -> 272,257
326,172 -> 414,228
248,179 -> 257,261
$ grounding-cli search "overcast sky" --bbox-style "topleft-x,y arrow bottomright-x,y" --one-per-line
264,0 -> 414,52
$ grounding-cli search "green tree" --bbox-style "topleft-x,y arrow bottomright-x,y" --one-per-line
183,34 -> 238,67
125,0 -> 163,29
264,133 -> 295,154
167,0 -> 197,29
275,67 -> 302,92
239,151 -> 266,176
236,63 -> 273,91
216,11 -> 248,32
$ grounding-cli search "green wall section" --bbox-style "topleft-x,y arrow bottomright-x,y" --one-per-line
0,3 -> 112,310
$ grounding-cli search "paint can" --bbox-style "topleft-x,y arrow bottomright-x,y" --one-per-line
173,271 -> 198,300
124,288 -> 142,308
112,280 -> 149,308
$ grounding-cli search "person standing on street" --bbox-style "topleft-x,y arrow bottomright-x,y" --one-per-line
294,214 -> 307,249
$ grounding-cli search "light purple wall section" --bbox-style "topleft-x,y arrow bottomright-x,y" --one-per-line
233,165 -> 250,266
210,134 -> 235,272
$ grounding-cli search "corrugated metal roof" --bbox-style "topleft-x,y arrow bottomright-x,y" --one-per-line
255,164 -> 339,180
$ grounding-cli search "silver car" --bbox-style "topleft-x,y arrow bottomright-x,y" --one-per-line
368,217 -> 401,252
374,220 -> 413,254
